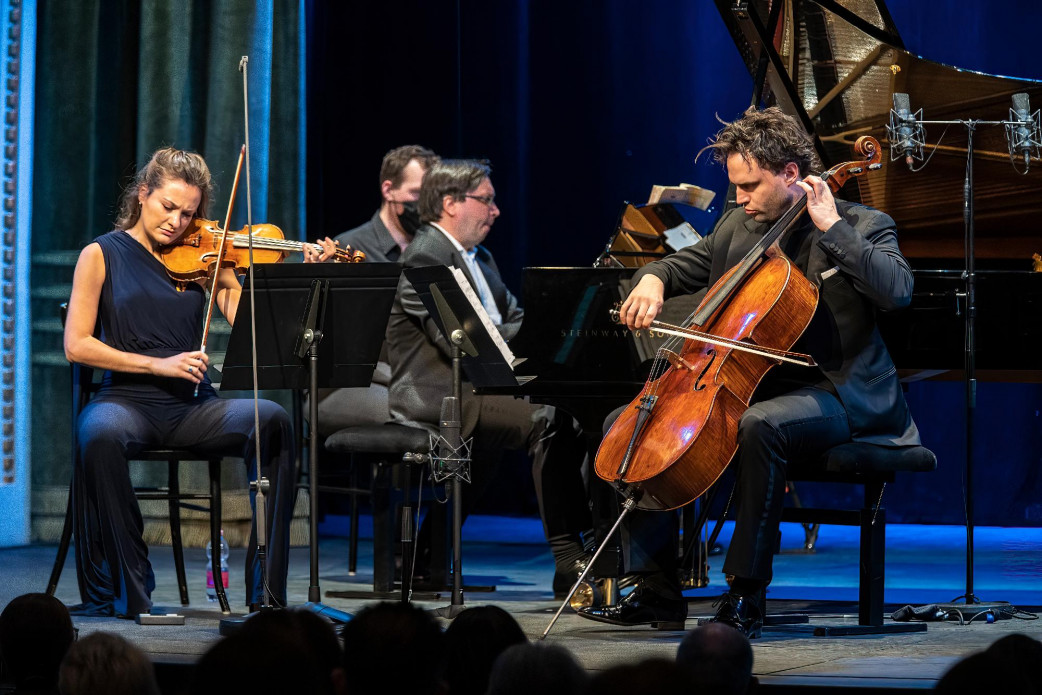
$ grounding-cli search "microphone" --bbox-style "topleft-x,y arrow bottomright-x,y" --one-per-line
1010,92 -> 1037,172
890,93 -> 918,170
436,395 -> 463,478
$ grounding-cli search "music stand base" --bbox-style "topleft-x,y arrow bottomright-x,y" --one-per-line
812,622 -> 927,637
326,589 -> 443,602
218,603 -> 277,636
432,603 -> 467,619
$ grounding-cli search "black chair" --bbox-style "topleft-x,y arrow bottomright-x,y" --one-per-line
321,424 -> 432,597
46,304 -> 230,613
780,441 -> 938,636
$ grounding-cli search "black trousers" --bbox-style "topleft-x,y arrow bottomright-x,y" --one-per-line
609,384 -> 852,600
73,385 -> 295,615
415,395 -> 590,563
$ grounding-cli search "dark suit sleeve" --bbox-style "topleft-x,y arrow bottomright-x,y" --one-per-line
398,246 -> 456,361
817,206 -> 912,311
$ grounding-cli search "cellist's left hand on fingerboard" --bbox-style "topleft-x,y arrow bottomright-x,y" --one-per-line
798,176 -> 842,232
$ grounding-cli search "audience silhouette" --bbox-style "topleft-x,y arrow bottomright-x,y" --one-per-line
59,632 -> 159,695
0,593 -> 75,695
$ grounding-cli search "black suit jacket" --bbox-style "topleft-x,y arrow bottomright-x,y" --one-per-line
635,201 -> 920,446
386,224 -> 523,431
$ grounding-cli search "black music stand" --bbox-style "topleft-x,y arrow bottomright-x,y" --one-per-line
217,262 -> 400,631
404,265 -> 530,617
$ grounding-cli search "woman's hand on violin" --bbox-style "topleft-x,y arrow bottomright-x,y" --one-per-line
620,275 -> 665,330
152,351 -> 209,383
797,175 -> 842,232
305,237 -> 339,263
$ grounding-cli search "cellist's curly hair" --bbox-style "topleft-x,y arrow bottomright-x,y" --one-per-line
115,147 -> 213,230
698,106 -> 820,177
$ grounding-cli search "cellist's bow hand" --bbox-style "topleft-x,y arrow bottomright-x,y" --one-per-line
619,275 -> 666,331
797,175 -> 841,232
152,350 -> 209,384
304,237 -> 339,263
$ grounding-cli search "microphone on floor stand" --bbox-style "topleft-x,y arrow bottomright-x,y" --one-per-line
1006,92 -> 1040,173
432,396 -> 471,484
887,93 -> 924,170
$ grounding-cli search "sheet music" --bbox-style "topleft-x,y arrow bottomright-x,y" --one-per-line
450,266 -> 517,367
663,222 -> 701,250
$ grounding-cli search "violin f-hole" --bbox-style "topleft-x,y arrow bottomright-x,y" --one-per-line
693,349 -> 715,391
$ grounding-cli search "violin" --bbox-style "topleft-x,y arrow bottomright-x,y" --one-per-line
158,217 -> 366,282
595,137 -> 882,511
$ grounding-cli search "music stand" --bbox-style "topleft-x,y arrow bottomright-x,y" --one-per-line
404,265 -> 530,617
217,262 -> 401,631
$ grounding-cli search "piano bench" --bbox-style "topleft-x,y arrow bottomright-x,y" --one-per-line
782,442 -> 937,635
322,424 -> 431,594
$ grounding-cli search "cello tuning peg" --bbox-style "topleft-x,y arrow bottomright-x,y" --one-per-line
868,163 -> 883,170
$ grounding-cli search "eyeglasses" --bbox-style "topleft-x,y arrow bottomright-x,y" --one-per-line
465,194 -> 497,208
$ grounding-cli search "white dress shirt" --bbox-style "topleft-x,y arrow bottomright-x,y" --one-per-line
430,223 -> 503,325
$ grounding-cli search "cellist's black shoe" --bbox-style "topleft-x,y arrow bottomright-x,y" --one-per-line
552,554 -> 592,599
576,581 -> 687,630
706,589 -> 764,639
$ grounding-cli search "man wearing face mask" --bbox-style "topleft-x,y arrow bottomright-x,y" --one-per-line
336,144 -> 439,262
312,145 -> 440,436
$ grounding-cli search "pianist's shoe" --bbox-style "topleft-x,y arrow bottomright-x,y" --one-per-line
576,579 -> 687,630
705,588 -> 765,639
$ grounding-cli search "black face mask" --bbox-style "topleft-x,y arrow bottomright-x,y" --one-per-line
396,200 -> 423,235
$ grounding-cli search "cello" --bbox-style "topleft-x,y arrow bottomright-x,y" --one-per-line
541,136 -> 882,638
594,135 -> 883,511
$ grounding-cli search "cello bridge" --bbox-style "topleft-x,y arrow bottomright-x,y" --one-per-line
661,349 -> 697,372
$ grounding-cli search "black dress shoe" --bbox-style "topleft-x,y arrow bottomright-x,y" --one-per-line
707,590 -> 764,638
576,582 -> 687,630
552,555 -> 591,599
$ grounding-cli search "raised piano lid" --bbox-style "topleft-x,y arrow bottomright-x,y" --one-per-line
716,0 -> 1042,260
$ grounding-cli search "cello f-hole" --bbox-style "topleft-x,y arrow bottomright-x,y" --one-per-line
694,349 -> 716,391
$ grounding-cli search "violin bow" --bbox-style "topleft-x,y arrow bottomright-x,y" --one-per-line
195,143 -> 244,366
193,144 -> 245,397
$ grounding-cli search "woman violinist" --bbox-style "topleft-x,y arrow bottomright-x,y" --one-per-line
63,147 -> 332,617
577,107 -> 921,636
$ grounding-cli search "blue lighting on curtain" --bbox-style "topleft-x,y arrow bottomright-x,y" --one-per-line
0,0 -> 35,547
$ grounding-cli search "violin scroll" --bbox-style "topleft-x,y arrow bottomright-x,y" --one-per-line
335,246 -> 366,263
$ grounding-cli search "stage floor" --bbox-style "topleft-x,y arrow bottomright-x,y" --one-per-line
3,517 -> 1040,693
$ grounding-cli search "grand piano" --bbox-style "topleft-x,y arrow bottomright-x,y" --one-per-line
712,0 -> 1042,378
504,1 -> 1042,432
488,0 -> 1042,573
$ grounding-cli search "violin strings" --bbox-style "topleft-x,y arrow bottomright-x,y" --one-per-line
204,230 -> 338,255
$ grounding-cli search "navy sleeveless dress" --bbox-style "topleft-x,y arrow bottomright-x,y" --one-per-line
72,231 -> 295,616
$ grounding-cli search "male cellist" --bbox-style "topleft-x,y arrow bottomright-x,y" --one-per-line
577,106 -> 920,637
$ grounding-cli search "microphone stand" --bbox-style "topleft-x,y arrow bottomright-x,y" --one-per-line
898,111 -> 1032,612
432,334 -> 470,618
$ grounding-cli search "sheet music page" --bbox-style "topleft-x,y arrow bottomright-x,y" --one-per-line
450,266 -> 517,367
663,222 -> 701,250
